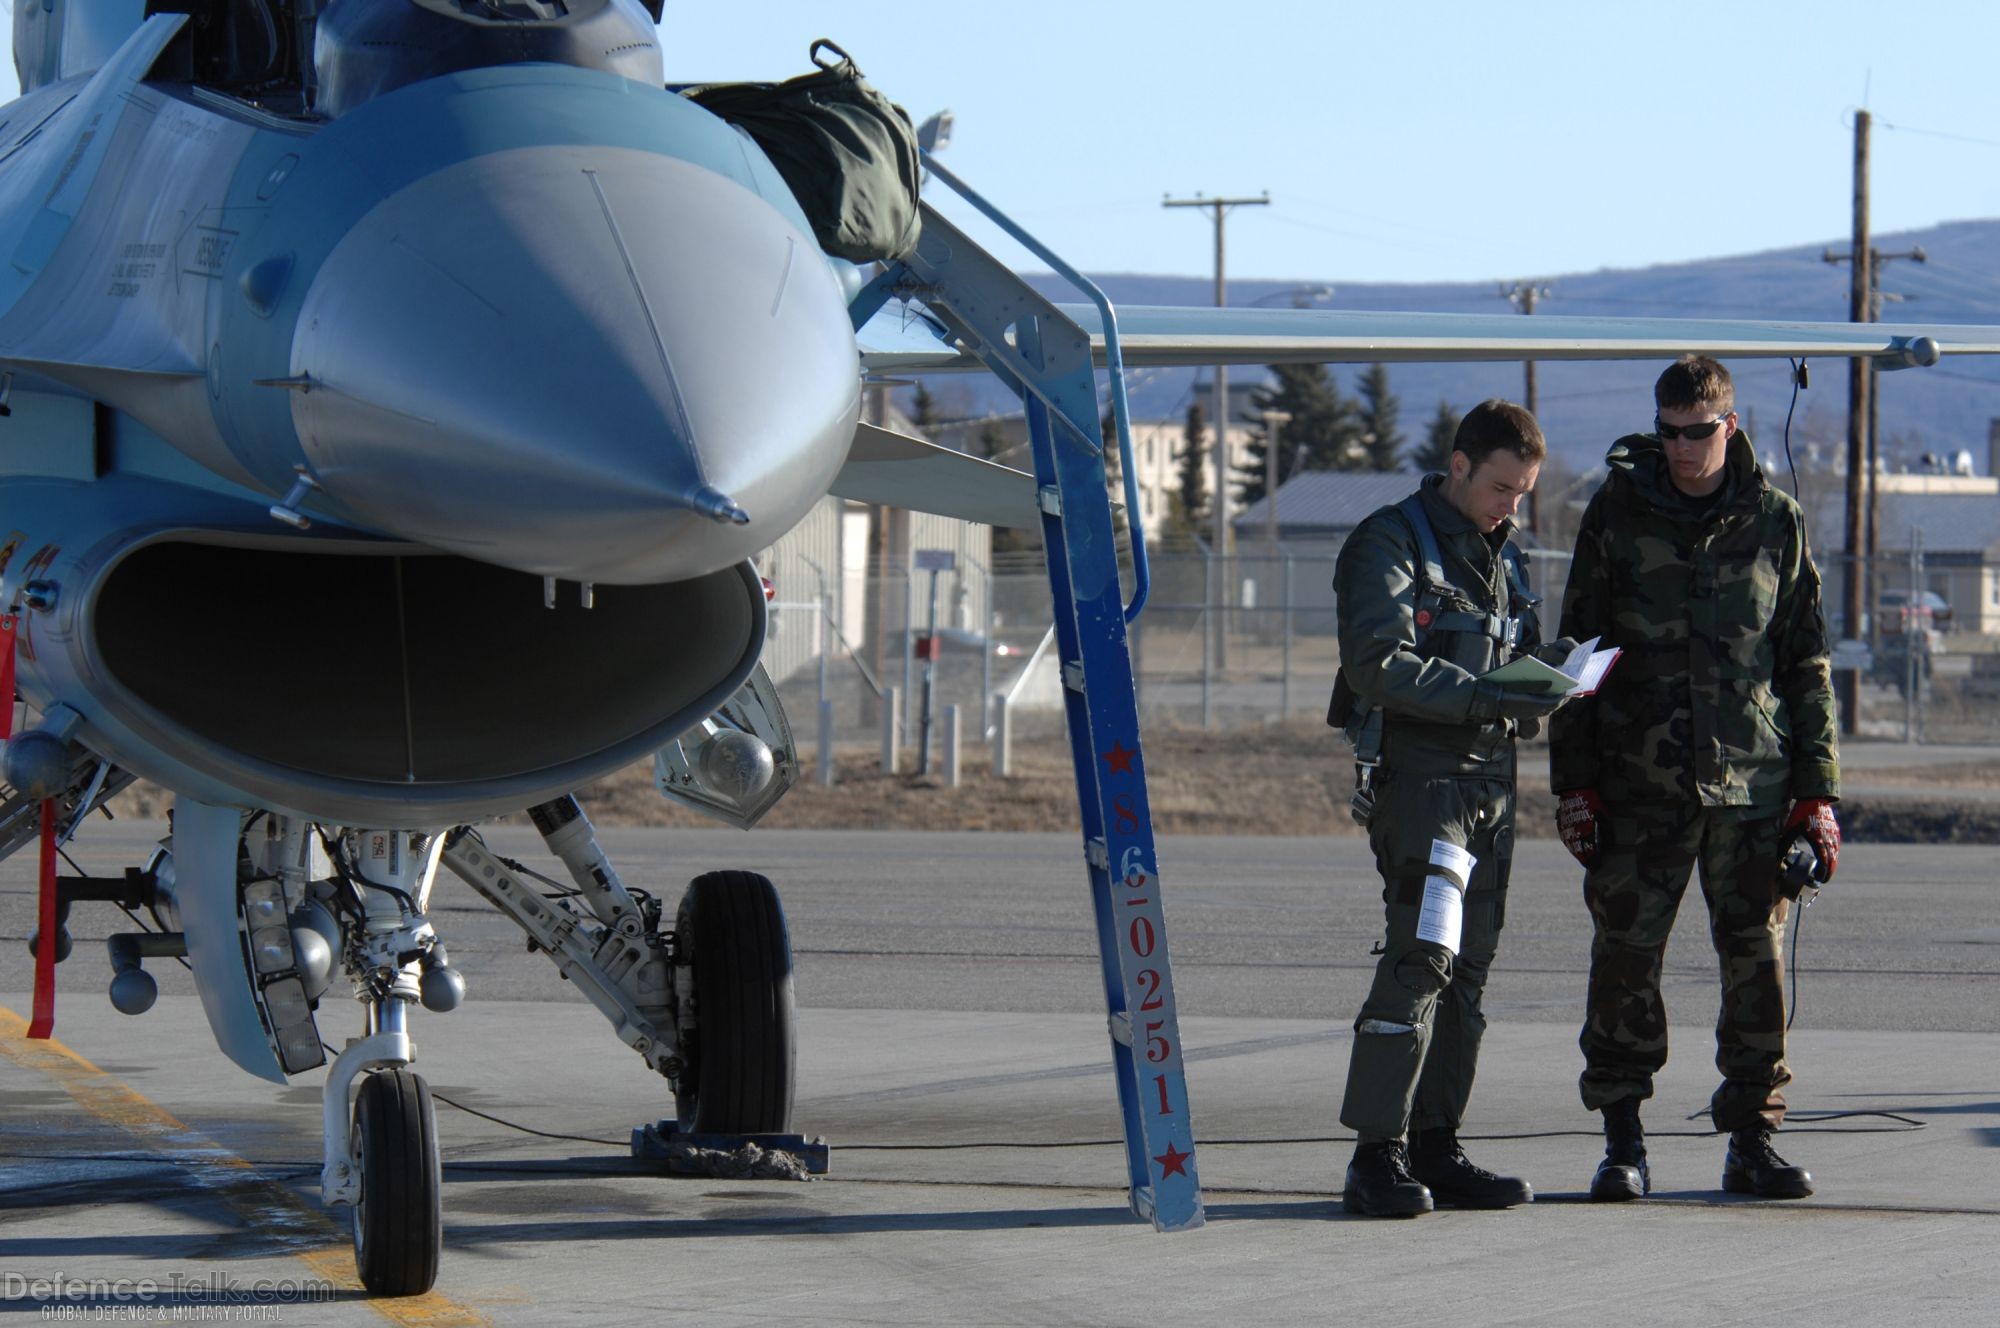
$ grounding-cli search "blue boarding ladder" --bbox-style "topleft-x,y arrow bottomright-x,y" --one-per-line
850,157 -> 1202,1231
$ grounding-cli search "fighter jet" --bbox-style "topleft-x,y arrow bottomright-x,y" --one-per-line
7,0 -> 1998,1297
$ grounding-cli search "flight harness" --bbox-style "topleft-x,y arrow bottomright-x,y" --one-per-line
1328,493 -> 1535,824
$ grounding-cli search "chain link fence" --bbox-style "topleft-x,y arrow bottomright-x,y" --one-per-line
759,544 -> 2000,760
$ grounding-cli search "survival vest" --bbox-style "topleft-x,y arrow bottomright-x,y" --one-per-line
1327,493 -> 1536,775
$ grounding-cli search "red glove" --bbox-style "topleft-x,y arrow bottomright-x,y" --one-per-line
1786,798 -> 1840,882
1557,788 -> 1603,867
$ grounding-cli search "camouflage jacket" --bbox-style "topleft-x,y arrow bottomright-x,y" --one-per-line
1548,430 -> 1839,807
1335,474 -> 1543,777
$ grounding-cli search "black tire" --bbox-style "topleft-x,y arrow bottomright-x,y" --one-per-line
352,1068 -> 442,1297
673,870 -> 795,1134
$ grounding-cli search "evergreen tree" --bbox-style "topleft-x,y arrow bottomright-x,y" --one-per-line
1414,397 -> 1461,474
974,419 -> 1008,462
909,381 -> 940,436
1177,400 -> 1208,527
1234,362 -> 1363,504
1356,364 -> 1405,472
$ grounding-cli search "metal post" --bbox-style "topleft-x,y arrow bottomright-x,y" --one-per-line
1200,587 -> 1213,730
901,568 -> 917,739
943,704 -> 961,788
991,691 -> 1011,778
1281,553 -> 1293,717
881,685 -> 901,774
816,699 -> 835,787
804,557 -> 831,711
979,561 -> 994,735
919,567 -> 941,775
1907,533 -> 1922,743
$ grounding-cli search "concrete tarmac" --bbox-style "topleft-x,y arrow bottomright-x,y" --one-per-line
3,824 -> 1997,1325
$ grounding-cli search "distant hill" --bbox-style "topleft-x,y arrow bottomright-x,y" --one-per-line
910,218 -> 2000,479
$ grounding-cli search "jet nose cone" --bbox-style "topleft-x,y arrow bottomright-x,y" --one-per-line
289,145 -> 860,581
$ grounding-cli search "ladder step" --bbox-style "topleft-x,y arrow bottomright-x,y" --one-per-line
1085,837 -> 1109,871
1107,1011 -> 1133,1046
1062,661 -> 1085,692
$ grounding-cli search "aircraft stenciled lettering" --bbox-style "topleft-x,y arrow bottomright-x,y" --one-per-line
4,0 -> 1997,1299
190,229 -> 233,274
106,243 -> 164,298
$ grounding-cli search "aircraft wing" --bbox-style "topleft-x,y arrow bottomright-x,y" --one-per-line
859,302 -> 2000,371
831,422 -> 1039,528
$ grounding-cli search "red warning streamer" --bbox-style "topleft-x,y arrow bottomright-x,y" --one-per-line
27,798 -> 56,1039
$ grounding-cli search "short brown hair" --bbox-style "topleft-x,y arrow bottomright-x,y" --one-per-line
1453,399 -> 1546,471
1654,354 -> 1734,413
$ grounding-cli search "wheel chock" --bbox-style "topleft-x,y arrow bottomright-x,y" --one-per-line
630,1119 -> 830,1176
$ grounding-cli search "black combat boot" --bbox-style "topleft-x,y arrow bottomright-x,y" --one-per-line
1342,1139 -> 1433,1217
1590,1097 -> 1650,1202
1409,1128 -> 1533,1209
1723,1126 -> 1814,1198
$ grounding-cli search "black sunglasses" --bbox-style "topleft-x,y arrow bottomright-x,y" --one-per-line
1655,415 -> 1729,441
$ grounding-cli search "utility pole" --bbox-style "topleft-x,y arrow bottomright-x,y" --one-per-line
1498,282 -> 1551,532
1836,110 -> 1870,736
1823,242 -> 1926,561
1165,191 -> 1269,679
1498,282 -> 1552,418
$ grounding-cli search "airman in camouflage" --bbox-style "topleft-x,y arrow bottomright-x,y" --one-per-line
1550,355 -> 1842,1203
1330,400 -> 1570,1217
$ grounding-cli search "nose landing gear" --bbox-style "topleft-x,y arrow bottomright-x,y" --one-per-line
672,870 -> 795,1135
351,1066 -> 442,1297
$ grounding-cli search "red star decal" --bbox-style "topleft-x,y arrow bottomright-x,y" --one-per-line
1101,742 -> 1137,774
1154,1141 -> 1191,1179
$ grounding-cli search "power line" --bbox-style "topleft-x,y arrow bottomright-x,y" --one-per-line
1875,119 -> 2000,150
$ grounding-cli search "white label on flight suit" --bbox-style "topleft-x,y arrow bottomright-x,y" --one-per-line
1416,876 -> 1465,954
1416,841 -> 1476,955
1428,839 -> 1474,889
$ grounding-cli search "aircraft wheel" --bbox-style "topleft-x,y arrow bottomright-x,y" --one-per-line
351,1068 -> 442,1296
673,870 -> 795,1134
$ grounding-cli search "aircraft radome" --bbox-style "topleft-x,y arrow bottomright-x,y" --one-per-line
6,0 -> 1998,1297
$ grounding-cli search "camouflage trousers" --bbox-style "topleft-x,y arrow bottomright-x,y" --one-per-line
1578,802 -> 1793,1131
1340,770 -> 1515,1142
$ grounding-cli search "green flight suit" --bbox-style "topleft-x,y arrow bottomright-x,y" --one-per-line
1333,474 -> 1542,1142
1550,430 -> 1838,1130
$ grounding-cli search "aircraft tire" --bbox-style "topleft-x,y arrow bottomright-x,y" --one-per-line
673,870 -> 796,1134
352,1067 -> 442,1297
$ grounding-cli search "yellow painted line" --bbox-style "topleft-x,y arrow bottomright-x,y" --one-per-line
0,1006 -> 489,1327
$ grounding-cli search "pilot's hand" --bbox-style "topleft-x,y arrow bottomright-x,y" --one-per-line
1494,685 -> 1568,721
1785,797 -> 1840,882
1532,637 -> 1581,666
1557,788 -> 1604,867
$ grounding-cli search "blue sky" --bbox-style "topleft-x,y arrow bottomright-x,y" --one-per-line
655,0 -> 2000,286
7,2 -> 1998,287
